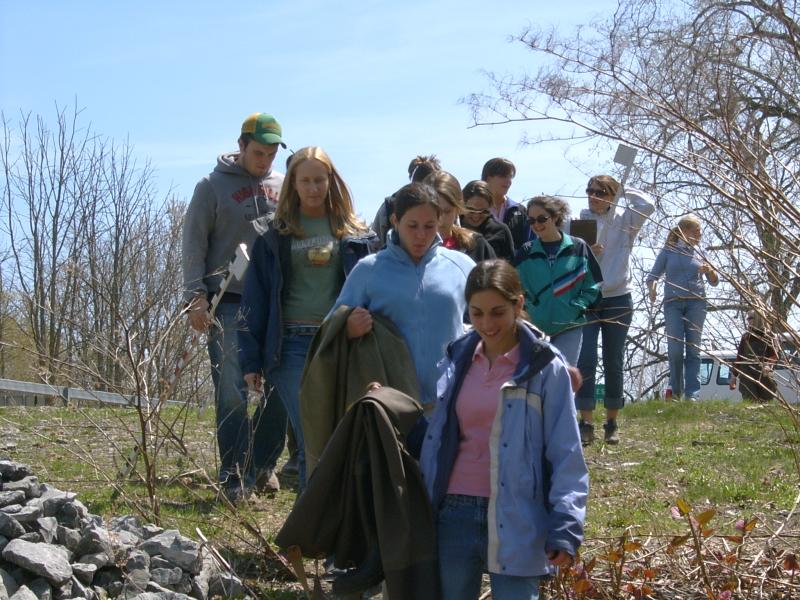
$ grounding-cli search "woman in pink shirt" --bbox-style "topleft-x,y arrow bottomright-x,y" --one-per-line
421,260 -> 588,600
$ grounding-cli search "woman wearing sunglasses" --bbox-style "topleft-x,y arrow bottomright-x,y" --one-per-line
461,180 -> 516,261
573,176 -> 655,445
514,196 -> 602,367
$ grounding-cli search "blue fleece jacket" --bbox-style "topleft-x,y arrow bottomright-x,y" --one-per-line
420,323 -> 588,576
238,223 -> 375,377
329,231 -> 475,406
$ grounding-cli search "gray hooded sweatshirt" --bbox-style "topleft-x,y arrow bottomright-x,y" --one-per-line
578,187 -> 655,298
182,153 -> 284,303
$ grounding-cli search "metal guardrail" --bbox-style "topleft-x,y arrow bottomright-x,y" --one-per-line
0,378 -> 182,408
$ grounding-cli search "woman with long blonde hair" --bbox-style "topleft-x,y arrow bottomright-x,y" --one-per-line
646,214 -> 719,399
239,146 -> 375,487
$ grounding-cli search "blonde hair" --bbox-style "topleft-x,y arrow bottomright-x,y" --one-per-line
274,146 -> 367,238
424,170 -> 477,250
665,214 -> 702,247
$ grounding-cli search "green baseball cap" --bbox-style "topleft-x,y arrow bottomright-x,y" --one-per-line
241,113 -> 286,148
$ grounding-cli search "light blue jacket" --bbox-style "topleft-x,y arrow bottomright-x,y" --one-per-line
329,231 -> 475,406
420,323 -> 589,576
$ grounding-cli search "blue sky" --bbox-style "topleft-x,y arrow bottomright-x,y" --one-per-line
1,0 -> 619,220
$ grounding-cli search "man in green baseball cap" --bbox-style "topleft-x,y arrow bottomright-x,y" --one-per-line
182,113 -> 288,503
240,112 -> 287,148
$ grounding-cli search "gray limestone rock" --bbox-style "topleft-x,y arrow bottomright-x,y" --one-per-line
1,539 -> 73,585
37,517 -> 59,544
76,552 -> 113,569
2,477 -> 42,499
52,578 -> 73,599
32,486 -> 77,517
141,524 -> 162,540
70,576 -> 96,600
138,531 -> 201,574
56,525 -> 81,552
0,535 -> 7,553
109,516 -> 144,539
8,586 -> 38,600
134,593 -> 193,600
0,506 -> 21,515
27,578 -> 52,600
0,512 -> 25,539
110,530 -> 140,560
94,567 -> 123,596
208,572 -> 246,599
189,549 -> 215,600
125,550 -> 150,572
11,504 -> 42,524
71,563 -> 97,585
55,501 -> 88,530
1,566 -> 19,600
148,557 -> 172,570
0,461 -> 31,482
92,586 -> 108,600
17,533 -> 42,543
75,523 -> 114,559
141,582 -> 195,599
0,492 -> 25,509
124,550 -> 150,593
149,568 -> 182,587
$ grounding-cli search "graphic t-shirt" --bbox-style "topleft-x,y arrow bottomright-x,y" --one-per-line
283,216 -> 343,324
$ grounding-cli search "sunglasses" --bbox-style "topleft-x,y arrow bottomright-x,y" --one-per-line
466,208 -> 491,216
528,215 -> 551,225
586,187 -> 611,198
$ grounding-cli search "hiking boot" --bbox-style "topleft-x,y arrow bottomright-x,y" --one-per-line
603,420 -> 620,445
579,421 -> 594,446
254,468 -> 280,494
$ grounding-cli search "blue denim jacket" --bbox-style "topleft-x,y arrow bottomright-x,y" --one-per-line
237,223 -> 376,376
420,323 -> 589,577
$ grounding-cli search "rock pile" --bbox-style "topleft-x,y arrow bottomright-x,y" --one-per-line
0,459 -> 250,599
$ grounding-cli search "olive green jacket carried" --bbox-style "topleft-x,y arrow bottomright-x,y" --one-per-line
299,305 -> 420,478
277,386 -> 440,600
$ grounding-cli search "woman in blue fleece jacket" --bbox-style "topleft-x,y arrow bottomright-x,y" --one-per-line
331,182 -> 476,411
238,146 -> 375,487
420,260 -> 588,600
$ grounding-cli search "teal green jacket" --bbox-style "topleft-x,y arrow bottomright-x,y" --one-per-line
513,234 -> 602,335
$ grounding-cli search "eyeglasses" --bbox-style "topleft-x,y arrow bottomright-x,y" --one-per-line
586,188 -> 611,198
528,215 -> 551,225
466,208 -> 491,216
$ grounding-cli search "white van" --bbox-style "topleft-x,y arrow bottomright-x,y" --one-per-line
696,347 -> 800,403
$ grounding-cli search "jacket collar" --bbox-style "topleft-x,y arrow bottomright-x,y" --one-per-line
386,229 -> 443,266
447,321 -> 554,385
530,232 -> 575,257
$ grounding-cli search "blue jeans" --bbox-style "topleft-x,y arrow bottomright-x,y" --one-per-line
576,294 -> 633,411
208,302 -> 287,489
438,495 -> 540,600
549,327 -> 583,366
664,298 -> 707,398
269,332 -> 314,488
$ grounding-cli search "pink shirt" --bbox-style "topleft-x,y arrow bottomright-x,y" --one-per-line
447,342 -> 520,497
